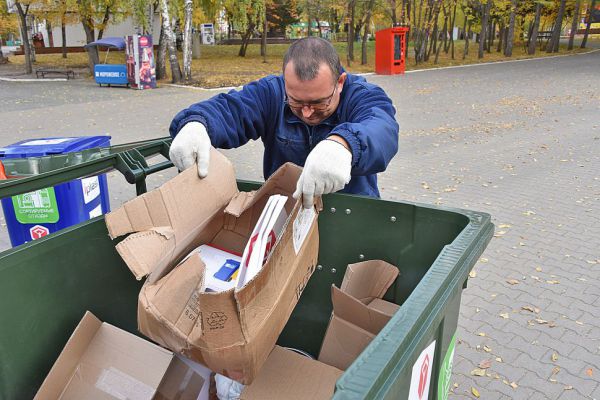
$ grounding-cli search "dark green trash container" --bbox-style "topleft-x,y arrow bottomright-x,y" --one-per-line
0,140 -> 493,400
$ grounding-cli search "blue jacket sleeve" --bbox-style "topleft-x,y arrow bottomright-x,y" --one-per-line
330,82 -> 399,176
169,76 -> 279,149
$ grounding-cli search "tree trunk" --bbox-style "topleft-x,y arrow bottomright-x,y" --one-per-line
15,3 -> 32,74
61,13 -> 67,58
489,20 -> 495,49
450,0 -> 456,58
156,23 -> 167,80
347,0 -> 356,64
435,12 -> 447,63
427,17 -> 438,59
462,15 -> 469,59
97,6 -> 110,40
528,2 -> 541,54
144,3 -> 154,34
441,3 -> 449,53
547,0 -> 566,52
581,0 -> 594,48
361,0 -> 376,64
159,0 -> 182,82
568,0 -> 581,50
46,20 -> 54,47
504,0 -> 517,56
81,16 -> 99,73
261,6 -> 268,61
496,25 -> 504,52
182,0 -> 192,80
238,23 -> 255,57
391,0 -> 398,24
478,0 -> 491,58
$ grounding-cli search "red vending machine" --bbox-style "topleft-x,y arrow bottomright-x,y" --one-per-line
126,34 -> 156,89
375,26 -> 410,75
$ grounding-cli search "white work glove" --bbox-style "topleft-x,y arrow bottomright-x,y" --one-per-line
169,121 -> 211,178
293,139 -> 352,209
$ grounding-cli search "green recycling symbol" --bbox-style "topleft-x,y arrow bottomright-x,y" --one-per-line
438,332 -> 457,400
12,187 -> 60,224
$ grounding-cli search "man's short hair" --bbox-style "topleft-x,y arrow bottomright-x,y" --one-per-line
283,37 -> 342,83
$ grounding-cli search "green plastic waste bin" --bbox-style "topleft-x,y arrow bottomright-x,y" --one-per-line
0,139 -> 493,400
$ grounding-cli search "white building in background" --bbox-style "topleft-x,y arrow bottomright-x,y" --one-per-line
47,14 -> 161,47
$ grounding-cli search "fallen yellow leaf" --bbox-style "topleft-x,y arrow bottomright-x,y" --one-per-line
471,368 -> 486,376
551,353 -> 559,362
471,387 -> 480,398
510,382 -> 518,389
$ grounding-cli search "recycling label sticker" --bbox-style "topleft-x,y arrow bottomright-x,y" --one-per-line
438,333 -> 457,400
408,340 -> 436,400
81,176 -> 100,204
12,187 -> 60,224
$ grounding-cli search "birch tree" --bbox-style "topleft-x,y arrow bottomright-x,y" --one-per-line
159,0 -> 182,82
182,0 -> 192,80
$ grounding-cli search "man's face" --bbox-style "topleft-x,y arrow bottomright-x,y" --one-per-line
283,61 -> 346,125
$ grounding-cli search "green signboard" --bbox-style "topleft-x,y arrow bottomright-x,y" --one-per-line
12,187 -> 60,224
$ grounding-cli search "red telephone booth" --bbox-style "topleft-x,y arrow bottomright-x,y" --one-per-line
375,26 -> 410,75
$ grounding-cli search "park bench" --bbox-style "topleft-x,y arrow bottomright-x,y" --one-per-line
35,68 -> 75,79
537,31 -> 553,49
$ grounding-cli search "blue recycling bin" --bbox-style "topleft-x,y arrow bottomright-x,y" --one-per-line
0,136 -> 111,247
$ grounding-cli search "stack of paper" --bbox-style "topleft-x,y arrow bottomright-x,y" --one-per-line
236,195 -> 289,289
198,244 -> 242,292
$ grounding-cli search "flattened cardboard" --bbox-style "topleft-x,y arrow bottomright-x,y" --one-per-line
241,346 -> 342,400
106,150 -> 320,384
35,311 -> 174,400
318,260 -> 400,371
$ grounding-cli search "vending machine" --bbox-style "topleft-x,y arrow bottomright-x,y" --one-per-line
201,24 -> 215,45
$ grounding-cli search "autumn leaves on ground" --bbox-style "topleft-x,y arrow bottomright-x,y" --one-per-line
6,39 -> 592,88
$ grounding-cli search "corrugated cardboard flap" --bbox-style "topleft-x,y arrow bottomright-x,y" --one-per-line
331,285 -> 393,335
340,260 -> 399,304
34,312 -> 102,400
241,346 -> 342,400
105,149 -> 238,280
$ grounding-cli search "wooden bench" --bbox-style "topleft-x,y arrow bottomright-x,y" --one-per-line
35,69 -> 75,79
537,31 -> 553,49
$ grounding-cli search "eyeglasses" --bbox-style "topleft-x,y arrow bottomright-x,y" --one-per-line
284,84 -> 337,113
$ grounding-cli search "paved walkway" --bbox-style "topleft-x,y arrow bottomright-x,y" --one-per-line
1,48 -> 599,399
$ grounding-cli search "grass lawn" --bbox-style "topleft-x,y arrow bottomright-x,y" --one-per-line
7,38 -> 595,88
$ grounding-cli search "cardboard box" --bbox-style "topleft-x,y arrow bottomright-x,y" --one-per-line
241,346 -> 342,400
105,149 -> 320,384
35,311 -> 204,400
318,260 -> 400,371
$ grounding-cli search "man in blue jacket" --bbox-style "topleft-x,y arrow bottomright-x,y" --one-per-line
169,37 -> 399,208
